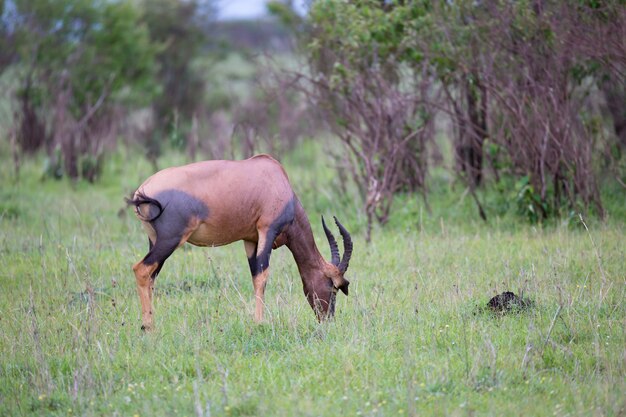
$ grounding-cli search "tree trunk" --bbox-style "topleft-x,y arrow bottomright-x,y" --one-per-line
600,76 -> 626,150
18,76 -> 47,153
464,75 -> 487,187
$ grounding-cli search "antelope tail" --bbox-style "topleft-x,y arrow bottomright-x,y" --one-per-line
125,191 -> 164,222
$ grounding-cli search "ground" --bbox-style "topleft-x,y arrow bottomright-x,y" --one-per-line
0,143 -> 624,416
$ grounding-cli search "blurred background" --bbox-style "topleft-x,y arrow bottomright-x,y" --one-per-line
0,0 -> 624,238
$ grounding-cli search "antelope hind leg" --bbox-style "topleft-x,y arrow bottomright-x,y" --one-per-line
133,261 -> 159,331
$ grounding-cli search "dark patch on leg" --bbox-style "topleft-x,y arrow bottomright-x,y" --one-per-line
244,241 -> 259,276
143,237 -> 180,266
256,240 -> 274,274
248,254 -> 259,277
146,238 -> 164,278
152,262 -> 165,279
256,197 -> 296,273
141,236 -> 180,281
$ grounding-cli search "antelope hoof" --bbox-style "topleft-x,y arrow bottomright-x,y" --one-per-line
140,323 -> 154,332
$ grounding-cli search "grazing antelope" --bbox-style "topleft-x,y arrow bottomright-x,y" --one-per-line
126,154 -> 352,330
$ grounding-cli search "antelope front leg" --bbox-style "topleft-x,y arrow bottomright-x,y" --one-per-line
253,268 -> 270,323
252,226 -> 278,323
245,240 -> 268,323
133,261 -> 158,330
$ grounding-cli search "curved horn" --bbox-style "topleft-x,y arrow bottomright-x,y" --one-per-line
322,216 -> 340,266
334,216 -> 353,273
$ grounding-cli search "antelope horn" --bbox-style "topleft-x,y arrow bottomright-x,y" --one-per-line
322,215 -> 340,266
334,216 -> 353,273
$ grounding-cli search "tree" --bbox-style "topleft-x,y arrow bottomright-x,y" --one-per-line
142,0 -> 213,161
305,1 -> 439,241
8,0 -> 157,180
305,0 -> 622,225
0,0 -> 18,71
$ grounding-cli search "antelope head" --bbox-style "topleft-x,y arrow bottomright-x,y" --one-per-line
307,216 -> 353,319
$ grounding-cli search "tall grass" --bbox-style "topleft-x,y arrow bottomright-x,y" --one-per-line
0,143 -> 624,416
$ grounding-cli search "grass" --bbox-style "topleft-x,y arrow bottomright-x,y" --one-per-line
0,142 -> 624,416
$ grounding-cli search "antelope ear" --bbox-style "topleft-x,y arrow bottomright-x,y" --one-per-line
336,278 -> 350,296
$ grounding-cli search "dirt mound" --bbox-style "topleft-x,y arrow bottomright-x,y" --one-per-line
487,291 -> 532,313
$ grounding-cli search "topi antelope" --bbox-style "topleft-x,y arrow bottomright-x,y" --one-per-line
126,154 -> 353,330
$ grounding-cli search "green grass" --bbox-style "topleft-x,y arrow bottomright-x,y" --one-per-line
0,143 -> 624,416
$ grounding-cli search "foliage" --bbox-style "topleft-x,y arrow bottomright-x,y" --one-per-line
231,64 -> 315,158
0,0 -> 17,71
13,0 -> 157,118
305,1 -> 438,241
7,0 -> 157,180
304,0 -> 625,225
2,0 -> 624,230
421,0 -> 624,220
141,0 -> 213,159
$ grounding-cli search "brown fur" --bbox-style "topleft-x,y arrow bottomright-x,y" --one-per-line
134,155 -> 293,246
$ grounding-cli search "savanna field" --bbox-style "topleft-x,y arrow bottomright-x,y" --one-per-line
0,142 -> 624,417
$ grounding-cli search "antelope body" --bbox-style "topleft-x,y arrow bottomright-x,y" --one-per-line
127,154 -> 352,330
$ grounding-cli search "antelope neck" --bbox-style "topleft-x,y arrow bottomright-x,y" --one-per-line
286,200 -> 326,273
